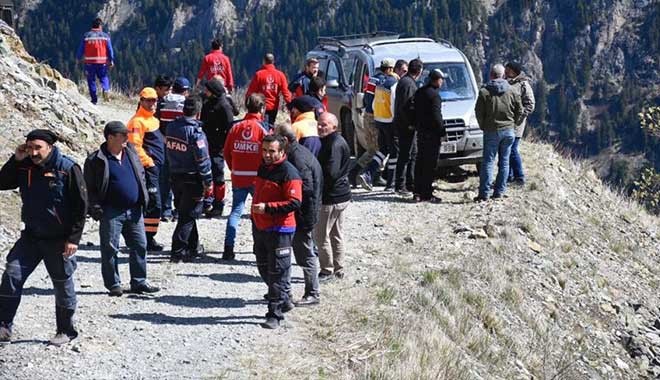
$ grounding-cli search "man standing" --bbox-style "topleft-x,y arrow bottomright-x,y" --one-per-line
158,77 -> 189,221
289,57 -> 319,97
413,69 -> 447,203
252,135 -> 302,329
0,130 -> 87,346
246,53 -> 292,125
276,124 -> 322,306
84,122 -> 160,297
505,62 -> 536,185
166,96 -> 213,262
393,59 -> 423,196
127,87 -> 165,251
475,64 -> 522,201
196,39 -> 234,93
314,113 -> 351,282
289,96 -> 322,156
223,94 -> 269,260
201,78 -> 234,218
76,18 -> 114,105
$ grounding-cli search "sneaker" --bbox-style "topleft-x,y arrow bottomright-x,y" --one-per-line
282,301 -> 295,313
108,285 -> 123,297
49,332 -> 77,346
491,193 -> 508,200
334,271 -> 345,280
396,188 -> 413,197
183,244 -> 205,262
147,239 -> 164,252
473,195 -> 489,203
222,246 -> 235,260
294,295 -> 320,307
102,91 -> 110,103
130,282 -> 160,294
383,186 -> 395,193
0,325 -> 11,344
261,317 -> 280,329
318,272 -> 334,283
357,174 -> 373,192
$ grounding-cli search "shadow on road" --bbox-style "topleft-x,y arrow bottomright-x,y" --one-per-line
179,272 -> 262,283
109,312 -> 263,326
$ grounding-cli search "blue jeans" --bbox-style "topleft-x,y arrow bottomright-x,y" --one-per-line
84,63 -> 110,104
99,205 -> 148,290
224,186 -> 254,248
479,128 -> 515,198
508,137 -> 524,181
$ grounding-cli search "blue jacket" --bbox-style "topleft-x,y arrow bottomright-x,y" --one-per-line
165,116 -> 213,186
0,146 -> 88,244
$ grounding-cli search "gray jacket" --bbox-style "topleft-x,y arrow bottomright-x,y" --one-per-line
508,73 -> 536,137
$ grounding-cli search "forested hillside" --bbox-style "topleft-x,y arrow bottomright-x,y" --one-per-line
13,0 -> 660,193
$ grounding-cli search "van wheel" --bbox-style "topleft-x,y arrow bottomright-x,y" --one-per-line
341,110 -> 356,156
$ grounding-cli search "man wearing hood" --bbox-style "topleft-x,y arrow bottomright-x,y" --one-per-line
246,53 -> 292,125
504,62 -> 536,185
474,64 -> 523,201
201,78 -> 235,217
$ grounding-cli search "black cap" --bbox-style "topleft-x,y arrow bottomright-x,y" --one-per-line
288,95 -> 317,113
26,129 -> 57,145
103,121 -> 128,138
183,95 -> 202,115
505,62 -> 522,75
205,78 -> 226,97
428,69 -> 448,81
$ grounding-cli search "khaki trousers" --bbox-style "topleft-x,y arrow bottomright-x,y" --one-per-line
313,201 -> 349,274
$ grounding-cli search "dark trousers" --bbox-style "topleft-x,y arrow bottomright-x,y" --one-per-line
203,152 -> 226,210
99,205 -> 148,290
395,126 -> 417,191
253,228 -> 292,321
0,233 -> 77,334
288,227 -> 320,298
159,155 -> 174,218
372,121 -> 398,186
414,131 -> 442,198
144,165 -> 162,240
171,174 -> 204,257
265,109 -> 278,125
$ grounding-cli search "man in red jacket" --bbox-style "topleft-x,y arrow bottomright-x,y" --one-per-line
195,39 -> 234,93
252,134 -> 302,329
245,53 -> 292,125
222,94 -> 270,260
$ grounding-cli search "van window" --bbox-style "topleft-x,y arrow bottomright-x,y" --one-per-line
355,63 -> 369,92
327,60 -> 340,83
342,58 -> 356,86
420,63 -> 476,101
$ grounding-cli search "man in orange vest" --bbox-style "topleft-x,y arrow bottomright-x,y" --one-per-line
76,18 -> 114,105
127,88 -> 165,251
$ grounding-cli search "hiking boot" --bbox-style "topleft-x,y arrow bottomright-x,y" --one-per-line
222,246 -> 235,260
130,282 -> 160,294
357,174 -> 373,191
0,325 -> 11,344
491,193 -> 509,200
49,332 -> 77,346
294,295 -> 320,307
261,317 -> 280,330
282,301 -> 295,313
108,285 -> 123,297
147,239 -> 164,252
318,272 -> 334,283
473,195 -> 489,203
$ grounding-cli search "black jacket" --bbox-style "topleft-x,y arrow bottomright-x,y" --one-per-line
84,142 -> 148,220
414,83 -> 445,135
393,74 -> 419,130
201,94 -> 234,155
286,141 -> 322,230
318,132 -> 351,205
0,147 -> 88,244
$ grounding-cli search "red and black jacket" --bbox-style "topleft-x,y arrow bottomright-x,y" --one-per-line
252,156 -> 302,233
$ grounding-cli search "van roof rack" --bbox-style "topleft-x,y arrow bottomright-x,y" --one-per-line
317,31 -> 400,49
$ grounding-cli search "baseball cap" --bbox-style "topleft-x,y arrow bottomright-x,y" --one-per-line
173,77 -> 191,93
103,121 -> 128,138
380,58 -> 396,68
139,87 -> 158,99
428,69 -> 448,80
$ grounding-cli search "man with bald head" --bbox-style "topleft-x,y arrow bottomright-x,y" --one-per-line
314,113 -> 351,281
0,129 -> 88,346
276,123 -> 322,305
246,53 -> 292,124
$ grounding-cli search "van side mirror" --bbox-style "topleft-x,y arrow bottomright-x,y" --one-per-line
355,92 -> 364,109
326,79 -> 339,88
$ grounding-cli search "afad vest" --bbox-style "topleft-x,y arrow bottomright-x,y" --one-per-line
17,147 -> 75,239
